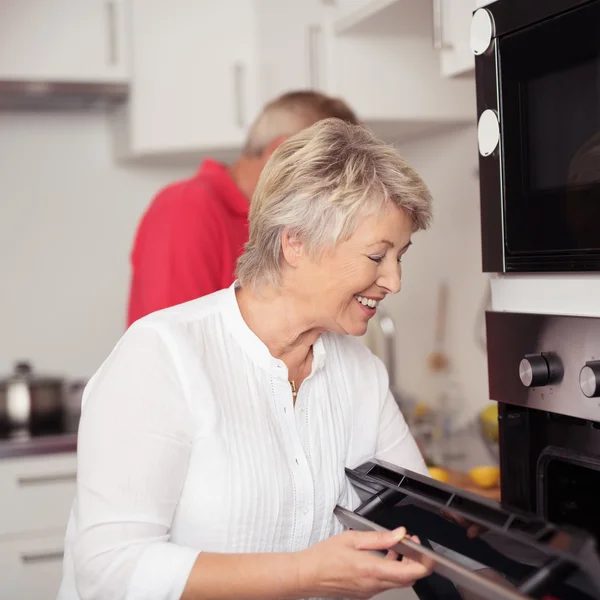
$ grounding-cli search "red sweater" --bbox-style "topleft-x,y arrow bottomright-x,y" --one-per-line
127,160 -> 249,326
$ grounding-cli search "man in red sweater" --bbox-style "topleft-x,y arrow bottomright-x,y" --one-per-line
127,91 -> 359,326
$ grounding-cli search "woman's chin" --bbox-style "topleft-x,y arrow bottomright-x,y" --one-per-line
344,320 -> 370,337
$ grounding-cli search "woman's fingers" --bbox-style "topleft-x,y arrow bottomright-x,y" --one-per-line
352,527 -> 406,552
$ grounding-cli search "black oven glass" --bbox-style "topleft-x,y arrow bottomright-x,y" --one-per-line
500,1 -> 600,255
543,456 -> 600,548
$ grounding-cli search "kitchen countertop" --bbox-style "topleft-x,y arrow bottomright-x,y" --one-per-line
0,430 -> 77,460
445,468 -> 501,502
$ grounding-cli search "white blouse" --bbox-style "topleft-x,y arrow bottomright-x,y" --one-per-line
58,283 -> 428,600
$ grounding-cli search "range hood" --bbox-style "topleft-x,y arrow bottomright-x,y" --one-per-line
0,80 -> 128,111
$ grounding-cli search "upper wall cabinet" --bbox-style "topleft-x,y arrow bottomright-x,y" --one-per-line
114,0 -> 479,159
437,0 -> 478,78
330,0 -> 476,141
0,0 -> 128,82
113,0 -> 259,158
115,0 -> 334,159
254,0 -> 333,103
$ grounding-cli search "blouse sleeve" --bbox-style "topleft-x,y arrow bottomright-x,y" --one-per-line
72,322 -> 200,600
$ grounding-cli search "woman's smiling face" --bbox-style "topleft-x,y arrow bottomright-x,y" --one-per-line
290,202 -> 414,336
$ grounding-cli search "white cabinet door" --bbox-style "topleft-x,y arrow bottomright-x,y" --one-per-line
330,0 -> 476,142
0,453 -> 76,537
254,0 -> 332,102
0,0 -> 128,82
438,0 -> 478,78
0,535 -> 65,600
123,0 -> 257,156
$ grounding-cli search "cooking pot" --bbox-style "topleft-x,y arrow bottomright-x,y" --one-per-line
0,361 -> 66,436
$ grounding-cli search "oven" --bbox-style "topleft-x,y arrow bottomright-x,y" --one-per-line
337,311 -> 600,598
486,311 -> 600,544
472,0 -> 600,272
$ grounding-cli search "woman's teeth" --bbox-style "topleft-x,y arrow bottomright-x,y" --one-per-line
354,295 -> 379,309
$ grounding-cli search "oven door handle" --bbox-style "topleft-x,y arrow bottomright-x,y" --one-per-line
334,506 -> 530,600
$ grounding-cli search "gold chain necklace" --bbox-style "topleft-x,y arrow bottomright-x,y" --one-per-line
289,380 -> 298,399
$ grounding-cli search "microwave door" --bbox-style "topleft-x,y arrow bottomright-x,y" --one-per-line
340,460 -> 600,600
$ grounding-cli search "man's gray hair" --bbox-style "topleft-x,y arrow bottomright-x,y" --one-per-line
243,90 -> 359,157
236,118 -> 433,289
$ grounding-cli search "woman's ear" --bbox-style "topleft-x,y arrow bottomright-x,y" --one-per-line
281,229 -> 304,268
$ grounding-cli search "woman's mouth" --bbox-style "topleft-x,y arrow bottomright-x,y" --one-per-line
354,295 -> 381,309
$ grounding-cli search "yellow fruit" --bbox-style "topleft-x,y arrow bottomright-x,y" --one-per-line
469,466 -> 500,489
479,404 -> 499,443
414,402 -> 432,418
428,467 -> 450,483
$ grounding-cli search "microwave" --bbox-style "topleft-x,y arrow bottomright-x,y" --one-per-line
473,0 -> 600,273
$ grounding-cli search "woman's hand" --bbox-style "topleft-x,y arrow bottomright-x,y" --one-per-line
296,527 -> 434,599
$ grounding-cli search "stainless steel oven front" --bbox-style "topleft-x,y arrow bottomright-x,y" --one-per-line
473,0 -> 600,272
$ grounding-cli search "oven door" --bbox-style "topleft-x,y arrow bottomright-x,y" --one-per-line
476,0 -> 600,272
339,460 -> 600,600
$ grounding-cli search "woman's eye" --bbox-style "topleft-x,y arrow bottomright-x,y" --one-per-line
368,256 -> 383,263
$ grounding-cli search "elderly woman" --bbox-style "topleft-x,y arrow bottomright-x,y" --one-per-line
58,118 -> 434,600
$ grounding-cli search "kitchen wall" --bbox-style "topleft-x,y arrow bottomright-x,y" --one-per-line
0,110 -> 193,379
384,124 -> 491,425
0,111 -> 490,423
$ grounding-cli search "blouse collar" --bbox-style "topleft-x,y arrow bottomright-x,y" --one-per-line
222,282 -> 326,380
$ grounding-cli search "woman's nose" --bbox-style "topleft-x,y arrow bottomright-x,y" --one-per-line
377,264 -> 402,294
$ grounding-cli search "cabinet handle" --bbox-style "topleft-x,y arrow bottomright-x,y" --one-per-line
17,472 -> 76,487
21,550 -> 63,565
306,24 -> 322,89
105,1 -> 118,66
432,0 -> 453,51
233,63 -> 245,129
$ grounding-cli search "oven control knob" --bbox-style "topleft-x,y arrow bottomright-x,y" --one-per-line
580,361 -> 600,398
519,354 -> 550,387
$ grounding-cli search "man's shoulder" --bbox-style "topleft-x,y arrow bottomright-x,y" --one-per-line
152,171 -> 222,214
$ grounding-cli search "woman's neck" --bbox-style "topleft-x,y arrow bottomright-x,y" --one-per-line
235,284 -> 321,373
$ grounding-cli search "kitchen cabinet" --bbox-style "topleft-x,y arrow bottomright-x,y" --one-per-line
0,534 -> 67,600
0,452 -> 76,600
115,0 -> 479,159
0,452 -> 76,537
254,0 -> 333,102
114,0 -> 259,159
115,0 -> 336,159
330,0 -> 476,141
437,0 -> 478,78
0,0 -> 128,83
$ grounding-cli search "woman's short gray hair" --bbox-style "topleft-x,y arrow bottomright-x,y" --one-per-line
236,118 -> 433,289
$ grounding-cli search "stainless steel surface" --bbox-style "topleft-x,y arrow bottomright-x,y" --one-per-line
0,433 -> 77,460
487,311 -> 600,421
518,354 -> 549,388
0,362 -> 65,433
233,63 -> 245,128
579,361 -> 600,398
432,0 -> 452,51
0,80 -> 128,111
334,506 -> 529,600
